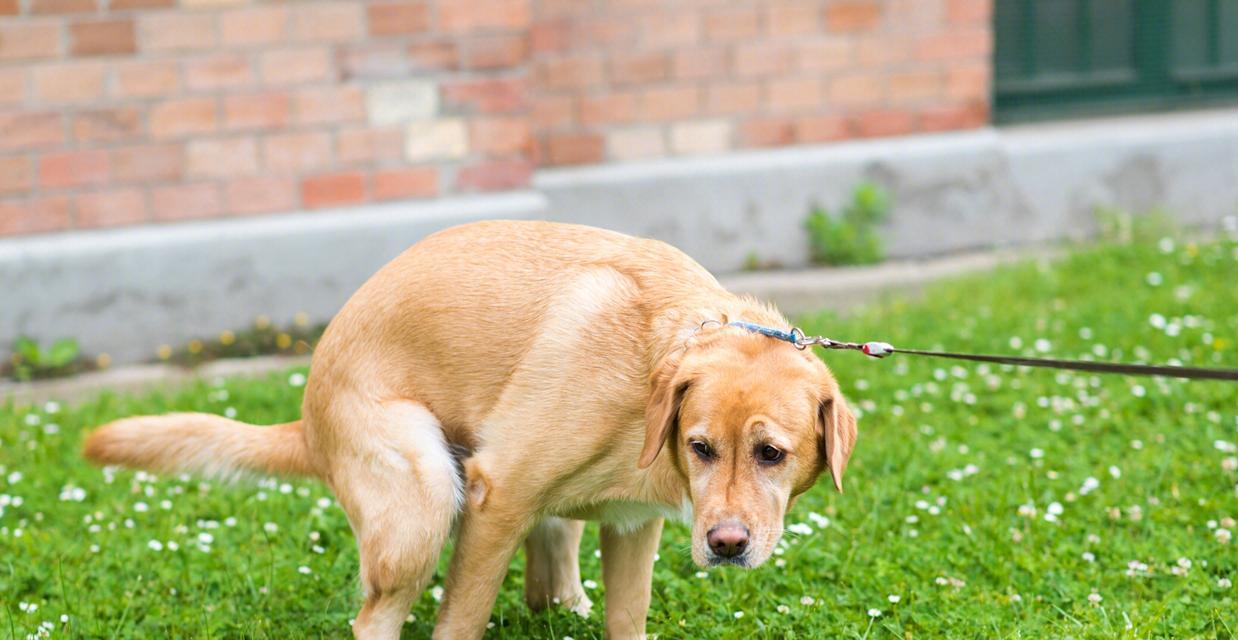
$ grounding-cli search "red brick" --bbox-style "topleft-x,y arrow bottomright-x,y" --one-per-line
673,48 -> 728,80
856,36 -> 912,66
0,156 -> 33,194
947,62 -> 989,101
828,73 -> 885,107
33,63 -> 106,103
537,56 -> 602,91
734,44 -> 792,77
111,0 -> 173,8
293,86 -> 364,125
337,43 -> 412,79
0,196 -> 71,236
889,69 -> 944,104
0,112 -> 64,151
531,95 -> 575,131
30,0 -> 94,14
0,69 -> 24,105
639,86 -> 700,121
766,77 -> 822,112
111,143 -> 183,183
373,167 -> 437,200
336,126 -> 405,165
290,2 -> 363,42
571,18 -> 633,48
439,0 -> 531,34
225,176 -> 296,215
531,21 -> 568,53
705,8 -> 760,41
186,137 -> 258,179
113,60 -> 179,98
443,77 -> 527,114
852,109 -> 917,138
545,133 -> 603,166
301,172 -> 366,209
140,13 -> 217,52
39,149 -> 109,188
469,117 -> 531,157
579,93 -> 637,126
706,82 -> 762,115
640,11 -> 699,47
150,183 -> 222,221
73,107 -> 142,144
74,188 -> 147,229
795,39 -> 854,72
0,0 -> 16,15
149,98 -> 217,138
223,93 -> 290,130
456,159 -> 532,192
463,34 -> 528,69
609,52 -> 668,86
367,1 -> 429,36
262,131 -> 332,172
220,6 -> 289,47
917,29 -> 991,60
740,117 -> 794,148
260,47 -> 333,85
767,2 -> 820,35
796,114 -> 850,142
920,101 -> 988,131
407,40 -> 458,71
0,23 -> 61,61
947,0 -> 990,25
70,19 -> 136,56
185,54 -> 254,91
825,1 -> 883,32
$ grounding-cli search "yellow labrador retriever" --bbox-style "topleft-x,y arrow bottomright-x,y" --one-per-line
84,220 -> 857,639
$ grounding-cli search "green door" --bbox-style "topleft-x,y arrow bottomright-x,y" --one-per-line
994,0 -> 1238,122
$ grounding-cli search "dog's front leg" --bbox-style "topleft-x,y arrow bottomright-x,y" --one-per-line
600,517 -> 664,639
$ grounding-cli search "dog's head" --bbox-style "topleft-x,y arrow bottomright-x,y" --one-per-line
638,324 -> 857,568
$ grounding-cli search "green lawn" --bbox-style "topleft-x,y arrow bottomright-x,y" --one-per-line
2,234 -> 1234,639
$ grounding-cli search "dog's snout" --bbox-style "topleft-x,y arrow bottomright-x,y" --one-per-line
707,523 -> 750,558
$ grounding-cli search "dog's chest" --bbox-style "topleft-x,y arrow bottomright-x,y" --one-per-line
571,499 -> 692,534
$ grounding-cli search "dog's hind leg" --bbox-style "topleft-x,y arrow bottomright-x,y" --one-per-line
523,516 -> 592,617
325,400 -> 462,640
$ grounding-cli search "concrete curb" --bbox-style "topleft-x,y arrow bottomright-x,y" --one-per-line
2,246 -> 1049,407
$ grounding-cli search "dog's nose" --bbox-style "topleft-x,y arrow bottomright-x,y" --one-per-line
707,523 -> 749,558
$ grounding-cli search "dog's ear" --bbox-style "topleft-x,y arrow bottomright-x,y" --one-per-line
817,389 -> 857,493
638,361 -> 692,469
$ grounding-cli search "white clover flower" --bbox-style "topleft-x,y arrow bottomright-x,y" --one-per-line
695,571 -> 708,579
1029,448 -> 1044,459
1216,528 -> 1232,544
1148,313 -> 1167,329
583,579 -> 597,590
263,522 -> 279,534
298,566 -> 311,575
732,611 -> 743,619
1108,466 -> 1121,479
1145,272 -> 1163,286
147,539 -> 164,551
289,373 -> 307,387
777,604 -> 790,614
1130,385 -> 1146,397
1224,517 -> 1236,528
1082,552 -> 1095,562
787,523 -> 813,536
224,407 -> 238,419
887,594 -> 900,603
800,596 -> 815,606
1218,578 -> 1232,589
1088,592 -> 1102,605
1079,477 -> 1100,495
133,502 -> 148,513
198,533 -> 214,545
1216,441 -> 1237,454
431,586 -> 444,601
1018,503 -> 1037,518
1222,457 -> 1237,472
867,608 -> 882,618
23,414 -> 40,426
1034,339 -> 1051,353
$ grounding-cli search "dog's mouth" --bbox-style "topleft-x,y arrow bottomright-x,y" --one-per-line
707,553 -> 752,568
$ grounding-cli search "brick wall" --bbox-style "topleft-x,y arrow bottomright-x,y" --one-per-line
0,0 -> 991,237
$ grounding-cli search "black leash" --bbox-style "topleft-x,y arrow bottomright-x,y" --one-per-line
723,321 -> 1238,382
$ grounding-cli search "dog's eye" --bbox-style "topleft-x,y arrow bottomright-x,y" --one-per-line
690,441 -> 714,460
757,445 -> 785,465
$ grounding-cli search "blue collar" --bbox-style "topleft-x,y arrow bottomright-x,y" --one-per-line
726,321 -> 804,346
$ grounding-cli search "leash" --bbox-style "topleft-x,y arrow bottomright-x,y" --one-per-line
723,321 -> 1238,382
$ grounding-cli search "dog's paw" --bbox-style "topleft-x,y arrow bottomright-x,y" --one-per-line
566,591 -> 593,618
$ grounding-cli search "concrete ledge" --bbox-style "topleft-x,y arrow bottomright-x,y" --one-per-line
0,192 -> 547,365
538,107 -> 1237,272
2,108 -> 1234,369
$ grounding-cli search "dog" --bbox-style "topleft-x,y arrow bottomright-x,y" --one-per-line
84,220 -> 858,639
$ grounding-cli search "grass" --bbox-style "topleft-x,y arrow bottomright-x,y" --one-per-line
1,234 -> 1234,639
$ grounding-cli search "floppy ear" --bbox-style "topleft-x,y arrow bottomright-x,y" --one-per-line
638,365 -> 691,469
817,391 -> 857,493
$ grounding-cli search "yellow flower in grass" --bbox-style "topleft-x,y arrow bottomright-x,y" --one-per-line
255,315 -> 271,330
219,330 -> 236,346
276,333 -> 292,350
187,339 -> 203,355
157,345 -> 173,360
1215,338 -> 1227,351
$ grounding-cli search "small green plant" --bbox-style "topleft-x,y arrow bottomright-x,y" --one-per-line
9,336 -> 81,381
1095,207 -> 1178,244
804,182 -> 890,266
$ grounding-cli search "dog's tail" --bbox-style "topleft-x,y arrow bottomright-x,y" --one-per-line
83,413 -> 317,480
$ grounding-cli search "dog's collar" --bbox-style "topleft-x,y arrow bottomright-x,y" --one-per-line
694,320 -> 810,350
